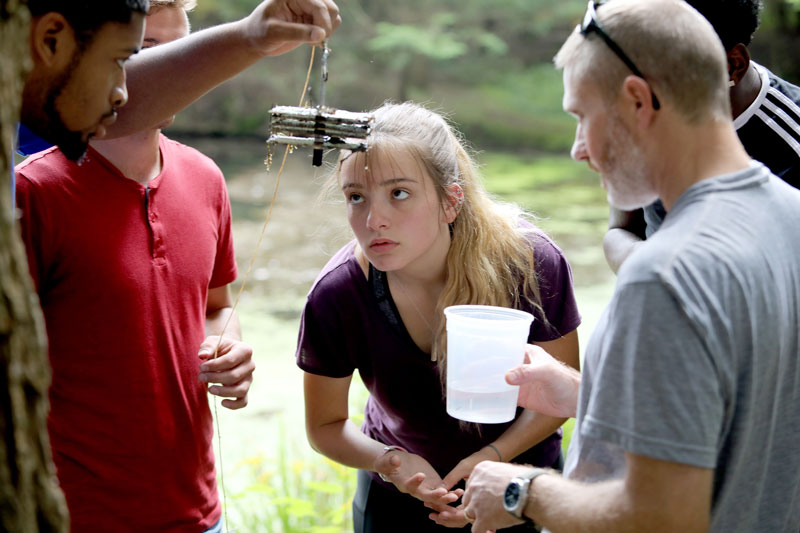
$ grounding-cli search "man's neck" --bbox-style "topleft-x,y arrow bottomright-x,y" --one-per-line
651,117 -> 752,211
90,130 -> 162,185
730,62 -> 762,120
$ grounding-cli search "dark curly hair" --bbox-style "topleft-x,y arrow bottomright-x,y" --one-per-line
685,0 -> 763,50
28,0 -> 149,48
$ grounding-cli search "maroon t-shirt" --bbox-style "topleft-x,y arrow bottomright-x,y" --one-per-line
297,231 -> 581,481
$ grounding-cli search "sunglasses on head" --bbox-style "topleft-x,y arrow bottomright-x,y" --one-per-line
579,0 -> 661,110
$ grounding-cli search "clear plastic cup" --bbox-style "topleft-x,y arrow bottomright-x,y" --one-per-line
444,305 -> 534,423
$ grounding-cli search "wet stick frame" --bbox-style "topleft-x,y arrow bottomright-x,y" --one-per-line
267,42 -> 373,167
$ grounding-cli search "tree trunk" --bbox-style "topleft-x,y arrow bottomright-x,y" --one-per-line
0,1 -> 69,531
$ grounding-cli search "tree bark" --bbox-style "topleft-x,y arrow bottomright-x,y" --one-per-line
0,1 -> 69,531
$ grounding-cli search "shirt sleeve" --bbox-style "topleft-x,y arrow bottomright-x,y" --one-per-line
529,235 -> 582,342
208,173 -> 237,289
295,265 -> 360,378
581,280 -> 723,468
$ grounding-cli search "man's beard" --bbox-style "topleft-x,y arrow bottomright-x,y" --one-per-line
603,117 -> 658,210
42,54 -> 91,163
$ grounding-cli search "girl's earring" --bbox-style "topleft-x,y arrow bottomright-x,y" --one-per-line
453,185 -> 465,212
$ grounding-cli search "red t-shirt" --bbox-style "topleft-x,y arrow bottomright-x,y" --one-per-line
16,135 -> 237,532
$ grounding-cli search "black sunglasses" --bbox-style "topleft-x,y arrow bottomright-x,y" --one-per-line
579,0 -> 661,110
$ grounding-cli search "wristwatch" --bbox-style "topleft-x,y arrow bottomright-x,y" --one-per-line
503,468 -> 549,521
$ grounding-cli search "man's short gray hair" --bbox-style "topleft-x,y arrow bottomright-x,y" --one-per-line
555,0 -> 730,124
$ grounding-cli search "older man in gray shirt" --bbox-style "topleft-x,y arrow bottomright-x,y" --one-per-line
458,1 -> 800,532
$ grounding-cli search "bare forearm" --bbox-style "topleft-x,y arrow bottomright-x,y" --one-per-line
465,452 -> 711,532
527,475 -> 631,532
492,410 -> 567,463
206,306 -> 242,340
307,418 -> 385,471
603,228 -> 643,274
528,473 -> 708,533
111,20 -> 262,137
547,362 -> 581,419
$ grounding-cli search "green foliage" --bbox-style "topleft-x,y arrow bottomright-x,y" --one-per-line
482,152 -> 586,190
225,434 -> 356,532
478,151 -> 611,286
190,0 -> 251,25
561,418 -> 575,457
173,0 -> 593,143
368,19 -> 471,63
744,0 -> 800,83
435,65 -> 575,152
481,151 -> 608,246
222,403 -> 577,533
177,0 -> 800,142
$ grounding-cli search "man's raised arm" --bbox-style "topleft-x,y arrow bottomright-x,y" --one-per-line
111,0 -> 341,137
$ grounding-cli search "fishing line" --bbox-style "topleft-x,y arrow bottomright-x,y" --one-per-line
209,44 -> 318,533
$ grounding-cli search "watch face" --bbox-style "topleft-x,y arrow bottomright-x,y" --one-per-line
504,482 -> 521,509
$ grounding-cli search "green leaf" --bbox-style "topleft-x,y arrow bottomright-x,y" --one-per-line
367,22 -> 467,61
307,480 -> 343,494
269,496 -> 316,518
475,32 -> 508,55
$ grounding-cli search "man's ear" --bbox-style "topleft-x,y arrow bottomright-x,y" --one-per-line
29,12 -> 76,68
622,75 -> 658,128
727,43 -> 750,86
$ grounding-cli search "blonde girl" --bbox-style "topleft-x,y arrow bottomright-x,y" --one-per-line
297,102 -> 580,531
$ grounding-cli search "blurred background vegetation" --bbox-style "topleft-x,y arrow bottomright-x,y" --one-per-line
175,0 -> 800,148
166,1 -> 800,531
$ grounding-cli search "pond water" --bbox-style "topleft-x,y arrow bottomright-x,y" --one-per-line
176,136 -> 616,308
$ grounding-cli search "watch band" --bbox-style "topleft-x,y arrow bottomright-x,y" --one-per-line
520,467 -> 549,483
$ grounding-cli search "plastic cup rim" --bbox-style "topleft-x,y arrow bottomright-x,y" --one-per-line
443,304 -> 534,323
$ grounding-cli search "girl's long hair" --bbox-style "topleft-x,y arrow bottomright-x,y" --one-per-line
337,102 -> 545,390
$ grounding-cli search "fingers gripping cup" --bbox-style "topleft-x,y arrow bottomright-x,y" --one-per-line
444,305 -> 534,424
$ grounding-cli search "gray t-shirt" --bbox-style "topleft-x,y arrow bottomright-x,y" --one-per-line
565,163 -> 800,532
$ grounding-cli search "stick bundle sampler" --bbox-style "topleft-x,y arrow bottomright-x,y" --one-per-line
267,105 -> 372,166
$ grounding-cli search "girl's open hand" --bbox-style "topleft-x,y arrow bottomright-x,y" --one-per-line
374,449 -> 460,508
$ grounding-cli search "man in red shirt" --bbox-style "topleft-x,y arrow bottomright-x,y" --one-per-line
16,2 -> 254,531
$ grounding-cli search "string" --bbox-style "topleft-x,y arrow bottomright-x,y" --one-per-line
211,44 -> 318,533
